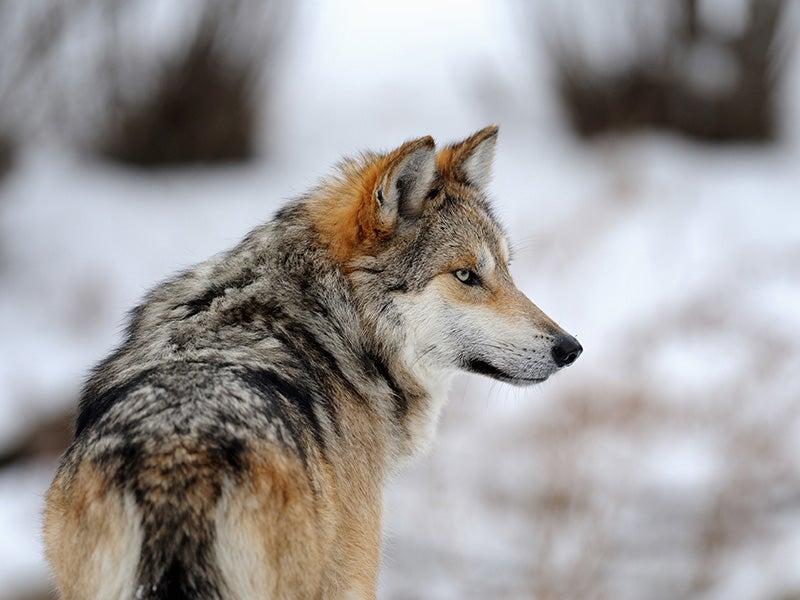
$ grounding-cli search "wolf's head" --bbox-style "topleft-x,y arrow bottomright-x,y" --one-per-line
310,127 -> 582,395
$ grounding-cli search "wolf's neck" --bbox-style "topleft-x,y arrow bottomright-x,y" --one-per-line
94,218 -> 447,467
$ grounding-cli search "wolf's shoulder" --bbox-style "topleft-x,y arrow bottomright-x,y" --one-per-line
75,361 -> 323,455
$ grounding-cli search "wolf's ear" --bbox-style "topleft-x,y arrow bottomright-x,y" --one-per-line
375,136 -> 436,224
437,125 -> 498,188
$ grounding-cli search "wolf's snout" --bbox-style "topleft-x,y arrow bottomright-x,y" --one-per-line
552,334 -> 582,368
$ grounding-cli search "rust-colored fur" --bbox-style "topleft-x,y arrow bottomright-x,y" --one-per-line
46,464 -> 143,599
310,136 -> 435,265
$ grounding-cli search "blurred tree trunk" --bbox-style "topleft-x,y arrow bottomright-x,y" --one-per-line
550,0 -> 789,142
0,0 -> 291,168
0,409 -> 74,469
99,0 -> 290,167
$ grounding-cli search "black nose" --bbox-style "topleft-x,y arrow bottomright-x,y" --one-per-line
552,334 -> 583,368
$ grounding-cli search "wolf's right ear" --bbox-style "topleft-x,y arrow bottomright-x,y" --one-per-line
437,125 -> 498,189
374,136 -> 436,225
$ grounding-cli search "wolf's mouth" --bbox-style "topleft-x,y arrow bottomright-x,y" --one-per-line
463,358 -> 548,386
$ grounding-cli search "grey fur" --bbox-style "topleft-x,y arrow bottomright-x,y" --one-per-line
47,129 -> 582,599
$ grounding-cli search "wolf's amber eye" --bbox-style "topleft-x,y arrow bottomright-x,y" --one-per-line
454,269 -> 480,286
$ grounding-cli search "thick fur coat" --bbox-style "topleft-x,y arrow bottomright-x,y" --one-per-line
44,127 -> 582,599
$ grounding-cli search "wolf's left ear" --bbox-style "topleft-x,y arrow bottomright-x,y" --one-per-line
375,136 -> 436,224
438,125 -> 498,188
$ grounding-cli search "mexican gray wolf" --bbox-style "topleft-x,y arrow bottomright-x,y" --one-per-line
44,126 -> 582,599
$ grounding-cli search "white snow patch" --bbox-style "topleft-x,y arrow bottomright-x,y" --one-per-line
0,462 -> 56,598
635,433 -> 722,495
644,332 -> 753,401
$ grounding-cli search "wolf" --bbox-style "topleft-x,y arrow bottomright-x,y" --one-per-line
44,126 -> 582,599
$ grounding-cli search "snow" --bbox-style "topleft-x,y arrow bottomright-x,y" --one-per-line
0,462 -> 56,599
2,0 -> 800,598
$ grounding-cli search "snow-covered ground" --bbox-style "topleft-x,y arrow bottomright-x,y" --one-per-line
1,1 -> 800,598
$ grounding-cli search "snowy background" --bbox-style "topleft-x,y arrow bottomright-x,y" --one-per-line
1,1 -> 800,599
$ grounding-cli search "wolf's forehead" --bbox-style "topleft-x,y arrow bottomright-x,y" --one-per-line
478,228 -> 510,267
472,206 -> 510,264
442,218 -> 509,273
430,188 -> 510,262
458,209 -> 509,264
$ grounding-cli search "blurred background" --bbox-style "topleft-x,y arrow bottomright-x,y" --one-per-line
1,0 -> 799,598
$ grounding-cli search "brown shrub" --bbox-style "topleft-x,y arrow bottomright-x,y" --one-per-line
550,0 -> 790,142
0,131 -> 13,180
97,1 -> 288,167
0,1 -> 290,168
99,22 -> 257,167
